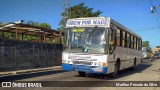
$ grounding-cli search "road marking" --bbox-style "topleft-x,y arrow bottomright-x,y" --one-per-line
151,59 -> 160,65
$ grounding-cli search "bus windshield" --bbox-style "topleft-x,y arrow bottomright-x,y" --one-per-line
64,27 -> 108,53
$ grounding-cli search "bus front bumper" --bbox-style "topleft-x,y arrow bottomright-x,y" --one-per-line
62,63 -> 107,74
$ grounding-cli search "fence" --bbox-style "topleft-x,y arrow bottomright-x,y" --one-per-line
0,37 -> 63,71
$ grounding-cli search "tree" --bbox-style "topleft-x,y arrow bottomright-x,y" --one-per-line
39,23 -> 51,29
58,2 -> 102,31
142,41 -> 150,47
22,21 -> 51,43
27,21 -> 51,29
156,46 -> 160,48
27,21 -> 34,26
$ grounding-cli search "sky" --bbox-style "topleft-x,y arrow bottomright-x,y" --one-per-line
0,0 -> 160,48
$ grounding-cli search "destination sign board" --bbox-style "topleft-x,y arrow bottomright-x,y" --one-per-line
66,18 -> 110,27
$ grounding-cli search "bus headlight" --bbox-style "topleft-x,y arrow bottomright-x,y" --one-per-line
102,62 -> 107,66
98,62 -> 101,66
70,60 -> 73,63
94,62 -> 97,66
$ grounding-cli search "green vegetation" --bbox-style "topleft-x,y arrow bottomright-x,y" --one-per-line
58,2 -> 102,31
0,32 -> 53,43
142,41 -> 152,53
27,21 -> 51,29
1,2 -> 102,44
0,21 -> 54,44
142,41 -> 150,47
57,2 -> 102,44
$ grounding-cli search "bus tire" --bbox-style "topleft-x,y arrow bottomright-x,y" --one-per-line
131,59 -> 136,70
110,63 -> 118,78
78,71 -> 86,77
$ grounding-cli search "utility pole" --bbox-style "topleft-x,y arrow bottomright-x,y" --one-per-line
150,5 -> 160,13
59,0 -> 71,44
62,0 -> 71,28
150,0 -> 160,13
149,0 -> 160,27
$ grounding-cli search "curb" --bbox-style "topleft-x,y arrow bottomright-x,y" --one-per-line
0,66 -> 62,76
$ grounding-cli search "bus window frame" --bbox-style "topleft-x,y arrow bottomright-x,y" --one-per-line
109,27 -> 117,54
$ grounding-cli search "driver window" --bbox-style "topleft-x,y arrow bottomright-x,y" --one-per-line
109,28 -> 116,52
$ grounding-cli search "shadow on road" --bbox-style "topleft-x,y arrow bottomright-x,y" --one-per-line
0,59 -> 155,81
0,70 -> 66,81
110,63 -> 152,79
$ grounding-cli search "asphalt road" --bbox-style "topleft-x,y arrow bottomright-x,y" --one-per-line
0,59 -> 160,90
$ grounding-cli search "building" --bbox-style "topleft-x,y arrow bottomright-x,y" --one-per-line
152,47 -> 160,54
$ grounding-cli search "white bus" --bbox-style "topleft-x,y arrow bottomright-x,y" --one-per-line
142,47 -> 151,59
62,17 -> 142,77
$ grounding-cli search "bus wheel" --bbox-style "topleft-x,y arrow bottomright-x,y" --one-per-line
78,71 -> 86,77
131,60 -> 136,70
110,63 -> 118,78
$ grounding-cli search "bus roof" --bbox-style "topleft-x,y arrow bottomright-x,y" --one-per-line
66,17 -> 141,39
110,18 -> 141,39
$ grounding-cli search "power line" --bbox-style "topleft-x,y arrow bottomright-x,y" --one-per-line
149,0 -> 160,26
154,12 -> 160,26
134,27 -> 160,31
154,6 -> 160,20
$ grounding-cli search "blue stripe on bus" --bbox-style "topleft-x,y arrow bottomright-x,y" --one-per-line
62,64 -> 73,70
62,63 -> 107,74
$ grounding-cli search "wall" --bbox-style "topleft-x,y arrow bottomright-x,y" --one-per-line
0,38 -> 63,71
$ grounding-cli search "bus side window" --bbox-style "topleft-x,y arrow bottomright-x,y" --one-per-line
131,35 -> 134,49
129,34 -> 131,48
138,39 -> 142,50
125,32 -> 128,47
109,29 -> 112,45
120,29 -> 123,47
109,28 -> 116,53
117,29 -> 120,47
109,28 -> 116,44
136,38 -> 139,50
122,31 -> 125,47
137,38 -> 139,50
132,36 -> 134,49
134,37 -> 137,49
127,33 -> 130,48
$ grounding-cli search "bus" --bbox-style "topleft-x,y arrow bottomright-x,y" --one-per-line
142,47 -> 151,59
62,17 -> 142,77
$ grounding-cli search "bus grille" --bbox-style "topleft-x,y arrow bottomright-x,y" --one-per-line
68,54 -> 91,60
73,61 -> 92,65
